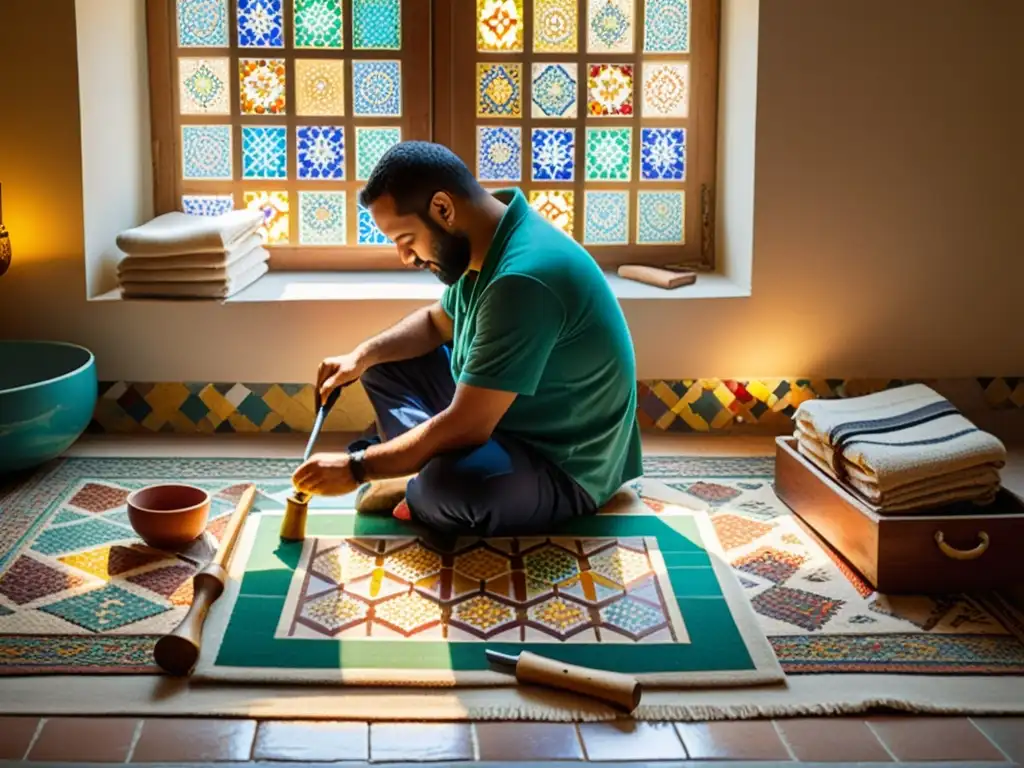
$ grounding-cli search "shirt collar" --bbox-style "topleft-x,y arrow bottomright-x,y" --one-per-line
476,187 -> 528,286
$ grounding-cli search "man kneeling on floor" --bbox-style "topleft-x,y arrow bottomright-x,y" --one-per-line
292,141 -> 642,536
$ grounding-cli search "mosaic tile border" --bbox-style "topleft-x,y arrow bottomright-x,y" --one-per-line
86,378 -> 1024,435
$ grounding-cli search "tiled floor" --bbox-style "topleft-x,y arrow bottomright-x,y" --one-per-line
1,715 -> 1021,764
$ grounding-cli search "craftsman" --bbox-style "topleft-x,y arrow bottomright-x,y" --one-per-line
292,141 -> 642,536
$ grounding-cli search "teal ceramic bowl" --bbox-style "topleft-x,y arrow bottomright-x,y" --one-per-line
0,341 -> 98,474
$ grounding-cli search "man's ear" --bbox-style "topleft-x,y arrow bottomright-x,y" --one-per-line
429,191 -> 457,230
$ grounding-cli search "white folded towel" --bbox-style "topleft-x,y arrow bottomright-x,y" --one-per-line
117,245 -> 268,284
115,210 -> 263,256
117,233 -> 263,273
119,259 -> 268,299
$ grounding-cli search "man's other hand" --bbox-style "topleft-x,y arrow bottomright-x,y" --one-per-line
317,353 -> 364,405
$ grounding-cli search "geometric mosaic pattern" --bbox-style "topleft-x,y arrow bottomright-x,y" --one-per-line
178,0 -> 229,47
477,63 -> 522,118
294,0 -> 344,49
352,60 -> 402,117
533,0 -> 577,52
294,59 -> 346,116
637,190 -> 685,244
640,127 -> 686,181
643,0 -> 689,53
242,126 -> 288,180
239,58 -> 287,115
85,377 -> 1024,435
642,60 -> 689,117
181,195 -> 235,217
355,127 -> 401,181
531,128 -> 575,182
477,126 -> 522,182
358,204 -> 393,245
352,0 -> 402,50
588,63 -> 633,117
477,0 -> 524,53
297,125 -> 345,180
181,125 -> 232,180
528,190 -> 575,238
244,190 -> 290,244
179,57 -> 230,114
586,0 -> 633,54
531,63 -> 578,119
585,127 -> 632,181
583,190 -> 629,245
298,191 -> 347,245
238,0 -> 284,48
279,536 -> 684,642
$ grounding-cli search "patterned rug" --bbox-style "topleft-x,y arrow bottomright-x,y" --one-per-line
1,456 -> 1023,676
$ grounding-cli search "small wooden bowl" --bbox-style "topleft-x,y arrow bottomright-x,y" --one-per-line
127,484 -> 211,550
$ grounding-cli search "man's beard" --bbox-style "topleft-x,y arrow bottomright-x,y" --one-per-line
419,216 -> 472,286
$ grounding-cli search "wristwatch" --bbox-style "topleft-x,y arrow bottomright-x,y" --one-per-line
349,449 -> 367,484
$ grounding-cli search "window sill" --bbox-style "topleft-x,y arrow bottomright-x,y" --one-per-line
92,269 -> 752,303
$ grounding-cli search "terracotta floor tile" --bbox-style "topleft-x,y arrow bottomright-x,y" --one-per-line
369,722 -> 474,762
131,718 -> 256,762
676,720 -> 791,760
0,717 -> 40,760
579,721 -> 686,761
868,716 -> 1005,762
476,722 -> 583,761
970,717 -> 1024,763
253,720 -> 369,762
775,718 -> 892,762
28,717 -> 139,763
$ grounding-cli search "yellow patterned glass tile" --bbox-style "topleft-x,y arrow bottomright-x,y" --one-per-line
244,191 -> 290,244
528,190 -> 575,237
477,63 -> 522,118
534,0 -> 578,52
477,0 -> 524,52
239,59 -> 287,115
295,59 -> 346,116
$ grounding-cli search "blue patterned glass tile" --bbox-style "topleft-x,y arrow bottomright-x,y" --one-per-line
299,191 -> 347,245
352,60 -> 402,116
643,0 -> 689,52
355,127 -> 401,180
358,203 -> 393,245
584,190 -> 629,245
181,125 -> 232,179
238,0 -> 284,47
40,584 -> 168,632
242,126 -> 288,179
531,128 -> 575,181
640,127 -> 686,181
477,126 -> 522,182
297,125 -> 345,179
531,63 -> 578,118
182,195 -> 234,216
637,191 -> 685,244
352,0 -> 402,49
177,0 -> 229,47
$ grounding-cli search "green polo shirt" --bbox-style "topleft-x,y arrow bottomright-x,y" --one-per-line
440,188 -> 643,507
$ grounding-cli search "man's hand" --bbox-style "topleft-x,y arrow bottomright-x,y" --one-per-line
317,353 -> 364,405
292,452 -> 359,496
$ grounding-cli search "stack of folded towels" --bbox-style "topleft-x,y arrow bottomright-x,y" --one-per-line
115,210 -> 268,299
793,383 -> 1006,513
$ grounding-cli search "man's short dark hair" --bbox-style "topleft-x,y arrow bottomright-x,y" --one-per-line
358,141 -> 485,216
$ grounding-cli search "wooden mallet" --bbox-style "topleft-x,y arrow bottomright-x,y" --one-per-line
153,484 -> 257,676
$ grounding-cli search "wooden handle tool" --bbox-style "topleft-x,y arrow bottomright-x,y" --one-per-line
486,650 -> 642,712
617,265 -> 697,289
153,485 -> 257,676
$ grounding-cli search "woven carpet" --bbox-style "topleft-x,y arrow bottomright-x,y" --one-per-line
1,456 -> 1023,679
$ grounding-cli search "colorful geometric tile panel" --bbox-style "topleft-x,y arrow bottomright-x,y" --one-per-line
357,204 -> 393,245
294,59 -> 346,116
299,191 -> 347,245
640,127 -> 686,181
531,128 -> 575,181
642,60 -> 689,117
477,0 -> 524,52
244,190 -> 290,244
279,535 -> 685,642
588,63 -> 634,116
352,0 -> 401,50
583,190 -> 629,245
294,0 -> 343,49
181,195 -> 235,217
533,0 -> 578,52
355,127 -> 401,180
586,0 -> 633,53
585,127 -> 632,181
242,126 -> 288,180
177,0 -> 229,47
636,190 -> 685,244
643,0 -> 689,52
297,125 -> 345,180
181,125 -> 232,180
179,57 -> 230,114
239,58 -> 287,114
477,63 -> 522,118
528,190 -> 575,237
477,126 -> 523,182
352,60 -> 402,117
531,63 -> 578,119
237,0 -> 284,47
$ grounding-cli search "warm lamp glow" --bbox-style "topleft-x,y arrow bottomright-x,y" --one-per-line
0,182 -> 9,277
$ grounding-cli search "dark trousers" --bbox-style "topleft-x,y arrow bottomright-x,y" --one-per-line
356,346 -> 596,536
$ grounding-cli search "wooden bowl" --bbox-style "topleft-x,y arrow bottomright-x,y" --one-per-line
127,484 -> 211,550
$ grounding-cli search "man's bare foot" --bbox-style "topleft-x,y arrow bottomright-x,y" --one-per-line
354,475 -> 414,514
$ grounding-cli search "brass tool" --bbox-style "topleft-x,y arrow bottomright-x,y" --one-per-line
153,485 -> 257,676
486,649 -> 642,713
281,386 -> 342,540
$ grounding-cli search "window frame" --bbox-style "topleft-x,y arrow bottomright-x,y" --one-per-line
146,0 -> 719,272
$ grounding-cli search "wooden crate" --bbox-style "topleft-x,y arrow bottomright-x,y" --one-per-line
774,436 -> 1024,594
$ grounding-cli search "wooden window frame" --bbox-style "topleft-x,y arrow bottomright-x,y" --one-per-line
146,0 -> 719,273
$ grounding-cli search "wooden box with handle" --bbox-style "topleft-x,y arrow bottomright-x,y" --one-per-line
773,436 -> 1024,594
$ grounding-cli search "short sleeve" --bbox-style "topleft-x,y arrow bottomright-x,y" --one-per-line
440,285 -> 456,318
458,276 -> 565,395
